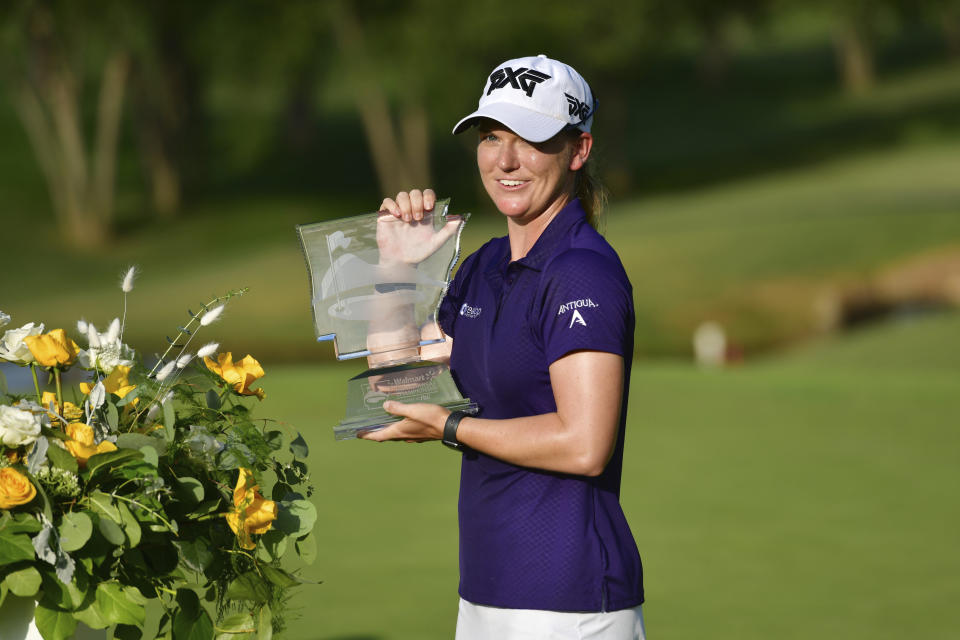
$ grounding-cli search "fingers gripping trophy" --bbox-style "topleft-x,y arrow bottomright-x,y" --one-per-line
296,193 -> 477,439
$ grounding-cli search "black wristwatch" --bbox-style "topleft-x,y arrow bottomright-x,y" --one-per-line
442,411 -> 469,451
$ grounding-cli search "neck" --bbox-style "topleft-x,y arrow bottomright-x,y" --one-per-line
506,193 -> 573,261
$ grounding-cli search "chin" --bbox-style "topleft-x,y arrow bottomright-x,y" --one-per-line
494,198 -> 530,218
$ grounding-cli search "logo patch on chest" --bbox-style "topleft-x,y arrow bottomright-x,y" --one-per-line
459,303 -> 482,319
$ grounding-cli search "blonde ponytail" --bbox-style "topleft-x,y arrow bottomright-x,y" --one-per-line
576,157 -> 608,233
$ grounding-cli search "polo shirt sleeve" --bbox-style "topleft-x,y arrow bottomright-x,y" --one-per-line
437,251 -> 475,338
537,249 -> 633,366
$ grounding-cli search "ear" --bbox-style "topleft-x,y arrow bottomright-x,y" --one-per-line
568,132 -> 593,171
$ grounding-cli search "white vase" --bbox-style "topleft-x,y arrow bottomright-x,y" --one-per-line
0,595 -> 106,640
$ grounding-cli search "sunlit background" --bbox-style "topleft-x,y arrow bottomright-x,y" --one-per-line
2,0 -> 959,638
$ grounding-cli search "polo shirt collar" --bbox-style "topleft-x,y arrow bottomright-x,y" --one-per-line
483,198 -> 587,287
515,198 -> 587,272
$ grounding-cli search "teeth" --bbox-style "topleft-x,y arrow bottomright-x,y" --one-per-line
500,180 -> 525,186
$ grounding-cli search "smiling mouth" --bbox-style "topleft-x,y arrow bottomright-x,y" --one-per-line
497,179 -> 528,187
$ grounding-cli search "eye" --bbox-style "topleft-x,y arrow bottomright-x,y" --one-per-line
479,132 -> 498,144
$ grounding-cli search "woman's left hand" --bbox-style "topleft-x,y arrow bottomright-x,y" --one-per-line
358,401 -> 449,443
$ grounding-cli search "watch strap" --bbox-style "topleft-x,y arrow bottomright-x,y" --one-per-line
442,410 -> 469,450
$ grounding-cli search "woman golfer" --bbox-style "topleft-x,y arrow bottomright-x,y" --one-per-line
362,55 -> 645,640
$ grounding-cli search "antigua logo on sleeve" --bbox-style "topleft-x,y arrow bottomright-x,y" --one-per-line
557,298 -> 597,328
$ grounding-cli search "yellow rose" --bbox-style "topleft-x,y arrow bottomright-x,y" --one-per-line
63,422 -> 118,466
204,353 -> 266,400
224,468 -> 277,550
40,391 -> 83,422
80,365 -> 137,406
0,467 -> 37,509
24,328 -> 79,368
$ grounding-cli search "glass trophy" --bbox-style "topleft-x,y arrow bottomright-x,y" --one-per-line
296,199 -> 477,440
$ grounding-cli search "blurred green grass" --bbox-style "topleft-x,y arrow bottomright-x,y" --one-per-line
260,310 -> 959,640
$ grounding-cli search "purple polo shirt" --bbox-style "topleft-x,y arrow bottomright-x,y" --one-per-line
438,198 -> 643,612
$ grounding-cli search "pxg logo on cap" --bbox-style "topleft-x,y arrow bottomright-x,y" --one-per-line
486,66 -> 552,97
452,54 -> 595,143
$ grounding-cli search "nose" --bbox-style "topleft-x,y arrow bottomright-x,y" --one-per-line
497,140 -> 520,172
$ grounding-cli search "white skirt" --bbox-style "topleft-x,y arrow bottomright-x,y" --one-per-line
455,598 -> 646,640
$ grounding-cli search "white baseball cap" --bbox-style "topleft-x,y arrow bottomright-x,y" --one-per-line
452,54 -> 595,143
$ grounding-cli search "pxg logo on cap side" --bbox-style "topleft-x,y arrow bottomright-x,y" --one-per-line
487,66 -> 552,98
564,93 -> 592,123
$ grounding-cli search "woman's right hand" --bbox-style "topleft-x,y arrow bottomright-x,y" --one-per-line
376,188 -> 461,265
379,188 -> 436,222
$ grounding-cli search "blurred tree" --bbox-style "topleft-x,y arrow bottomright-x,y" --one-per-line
126,0 -> 211,219
0,0 -> 130,249
646,0 -> 772,87
831,0 -> 881,93
926,0 -> 960,56
326,0 -> 432,196
321,0 -> 654,197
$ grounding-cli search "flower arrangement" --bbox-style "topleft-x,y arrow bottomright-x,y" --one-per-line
0,268 -> 316,640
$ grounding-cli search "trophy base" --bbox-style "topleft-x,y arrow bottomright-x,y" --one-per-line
334,360 -> 477,440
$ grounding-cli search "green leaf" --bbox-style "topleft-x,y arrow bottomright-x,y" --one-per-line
205,389 -> 221,410
172,588 -> 215,640
264,430 -> 283,450
95,582 -> 146,626
106,402 -> 119,431
0,511 -> 42,535
73,600 -> 111,630
58,512 -> 93,552
184,498 -> 221,519
34,604 -> 78,640
295,532 -> 317,565
116,432 -> 168,455
114,624 -> 144,640
97,516 -> 125,546
38,569 -> 72,610
45,442 -> 78,473
289,432 -> 309,459
259,529 -> 286,561
88,491 -> 122,524
215,612 -> 256,633
4,566 -> 42,597
173,538 -> 214,573
115,387 -> 140,407
225,572 -> 271,603
174,477 -> 205,504
258,605 -> 273,640
260,565 -> 301,589
139,445 -> 159,467
162,401 -> 176,442
86,449 -> 143,481
0,530 -> 35,563
117,501 -> 142,548
274,499 -> 316,538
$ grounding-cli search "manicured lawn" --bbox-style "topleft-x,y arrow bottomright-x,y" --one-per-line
260,311 -> 960,639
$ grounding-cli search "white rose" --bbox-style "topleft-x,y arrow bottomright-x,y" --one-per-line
0,311 -> 10,330
0,322 -> 45,365
0,404 -> 42,447
77,321 -> 133,373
